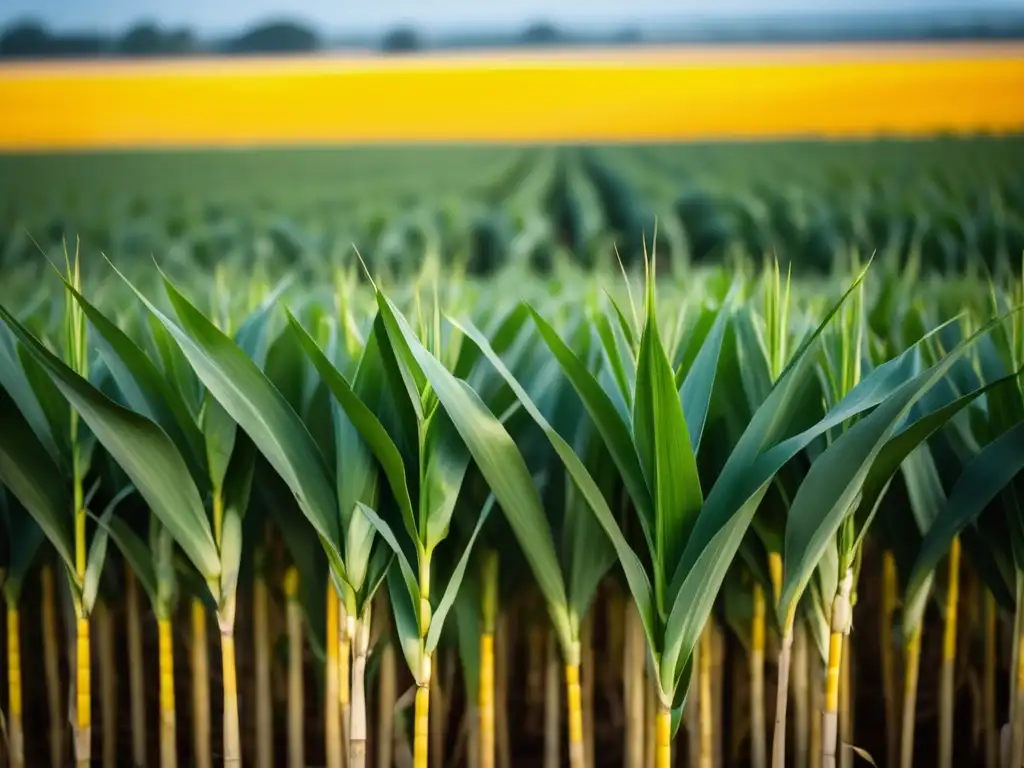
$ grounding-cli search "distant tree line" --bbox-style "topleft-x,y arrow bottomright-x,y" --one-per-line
1,16 -> 1023,59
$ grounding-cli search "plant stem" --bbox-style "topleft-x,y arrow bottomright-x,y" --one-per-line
544,632 -> 560,768
340,600 -> 351,767
158,617 -> 178,768
699,623 -> 713,768
566,654 -> 585,768
480,551 -> 497,768
219,604 -> 241,767
326,584 -> 342,768
192,599 -> 212,768
822,569 -> 853,768
495,613 -> 510,768
377,640 -> 396,768
625,601 -> 645,768
899,626 -> 921,768
654,699 -> 671,768
772,611 -> 795,768
792,622 -> 809,768
939,537 -> 961,768
838,637 -> 852,768
254,574 -> 273,768
97,601 -> 116,768
751,583 -> 766,768
125,567 -> 147,768
880,551 -> 898,768
985,591 -> 998,768
6,605 -> 24,768
351,607 -> 370,768
414,663 -> 432,768
73,613 -> 91,768
41,566 -> 63,768
283,569 -> 304,768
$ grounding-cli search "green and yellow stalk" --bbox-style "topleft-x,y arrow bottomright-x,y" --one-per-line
220,608 -> 241,767
192,599 -> 212,768
7,605 -> 24,768
480,551 -> 498,768
414,668 -> 432,768
339,599 -> 351,766
350,607 -> 371,768
125,567 -> 147,768
254,572 -> 273,768
822,569 -> 853,768
41,566 -> 63,768
699,622 -> 713,768
72,460 -> 91,768
751,582 -> 767,768
158,617 -> 177,768
770,551 -> 794,768
880,552 -> 898,768
326,584 -> 342,768
566,654 -> 584,768
939,537 -> 961,768
899,626 -> 921,768
284,568 -> 304,768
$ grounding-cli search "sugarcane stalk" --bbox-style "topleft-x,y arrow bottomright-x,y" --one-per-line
880,552 -> 898,768
899,625 -> 921,768
809,654 -> 822,767
340,600 -> 351,767
645,673 -> 656,768
699,622 -> 713,768
655,700 -> 671,768
377,639 -> 396,768
751,582 -> 767,768
581,612 -> 595,768
326,584 -> 342,768
220,613 -> 241,767
283,568 -> 303,768
939,537 -> 961,768
625,601 -> 645,768
73,612 -> 91,768
351,606 -> 371,768
192,599 -> 212,768
566,646 -> 585,768
712,621 -> 724,768
822,569 -> 853,768
6,606 -> 23,768
414,655 -> 432,768
792,621 -> 809,768
158,617 -> 178,768
41,565 -> 63,768
769,552 -> 792,768
125,567 -> 147,768
480,551 -> 497,768
838,636 -> 852,768
254,571 -> 273,768
495,613 -> 510,768
97,601 -> 116,768
985,591 -> 998,768
544,631 -> 560,768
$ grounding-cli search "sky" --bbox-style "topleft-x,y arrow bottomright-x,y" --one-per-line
4,0 -> 1023,34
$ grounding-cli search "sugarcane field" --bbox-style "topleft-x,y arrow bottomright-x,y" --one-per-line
0,135 -> 1022,768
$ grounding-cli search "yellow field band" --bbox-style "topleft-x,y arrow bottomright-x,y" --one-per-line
7,607 -> 21,718
752,583 -> 766,653
283,567 -> 300,600
77,617 -> 91,729
655,707 -> 672,768
479,632 -> 495,737
942,537 -> 961,662
768,553 -> 783,608
339,636 -> 350,706
2,46 -> 1023,149
414,685 -> 430,768
222,635 -> 237,697
158,618 -> 175,716
566,663 -> 584,745
825,632 -> 843,714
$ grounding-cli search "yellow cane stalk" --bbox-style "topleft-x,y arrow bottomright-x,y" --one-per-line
655,703 -> 671,768
699,623 -> 713,768
339,600 -> 350,767
284,568 -> 304,768
414,680 -> 431,768
566,661 -> 584,768
751,582 -> 766,768
326,585 -> 342,768
899,626 -> 921,768
192,599 -> 212,768
75,615 -> 91,767
480,632 -> 495,768
158,618 -> 177,768
7,606 -> 24,768
939,537 -> 961,768
822,569 -> 853,768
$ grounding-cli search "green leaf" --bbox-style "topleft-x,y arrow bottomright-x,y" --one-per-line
423,411 -> 472,551
82,485 -> 134,614
377,294 -> 573,649
0,323 -> 61,461
386,566 -> 424,683
0,386 -> 75,570
634,287 -> 702,595
447,314 -> 651,649
101,515 -> 160,612
357,502 -> 420,609
0,304 -> 221,583
905,419 -> 1024,629
203,393 -> 237,493
1,506 -> 45,605
425,494 -> 494,652
680,299 -> 732,453
116,269 -> 342,564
